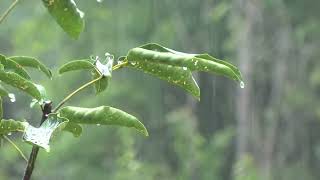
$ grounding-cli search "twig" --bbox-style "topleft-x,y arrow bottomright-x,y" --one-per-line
0,0 -> 20,24
53,76 -> 102,112
23,102 -> 52,180
3,135 -> 27,162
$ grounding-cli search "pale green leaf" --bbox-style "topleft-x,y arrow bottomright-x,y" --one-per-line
58,106 -> 148,136
8,56 -> 52,78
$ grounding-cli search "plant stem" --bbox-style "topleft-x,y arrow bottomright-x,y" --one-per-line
23,102 -> 52,180
3,135 -> 27,162
0,0 -> 20,25
53,76 -> 102,112
53,61 -> 129,112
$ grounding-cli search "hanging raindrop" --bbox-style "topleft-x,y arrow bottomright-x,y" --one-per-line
240,81 -> 245,89
8,93 -> 16,102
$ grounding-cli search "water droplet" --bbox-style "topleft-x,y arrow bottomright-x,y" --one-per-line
7,132 -> 12,136
130,62 -> 137,66
240,81 -> 245,89
182,67 -> 188,70
194,60 -> 199,66
97,124 -> 101,126
8,93 -> 16,102
97,0 -> 103,2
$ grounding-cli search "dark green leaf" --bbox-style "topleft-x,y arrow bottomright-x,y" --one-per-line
58,106 -> 149,136
42,0 -> 85,39
0,54 -> 31,80
0,70 -> 43,101
128,60 -> 200,99
0,119 -> 28,135
127,43 -> 243,83
9,56 -> 52,79
58,59 -> 94,74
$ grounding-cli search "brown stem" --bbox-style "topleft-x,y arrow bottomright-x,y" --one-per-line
23,101 -> 52,180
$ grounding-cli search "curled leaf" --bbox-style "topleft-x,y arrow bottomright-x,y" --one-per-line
58,106 -> 148,136
9,56 -> 52,78
58,59 -> 94,74
0,54 -> 31,80
42,0 -> 85,39
0,119 -> 28,135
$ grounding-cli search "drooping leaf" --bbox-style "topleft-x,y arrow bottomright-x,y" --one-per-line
0,70 -> 43,101
92,56 -> 113,94
23,114 -> 68,152
9,56 -> 52,78
58,59 -> 94,74
58,106 -> 149,136
42,0 -> 85,39
127,60 -> 200,99
0,119 -> 28,135
92,71 -> 108,94
0,54 -> 31,80
63,122 -> 82,137
127,43 -> 243,83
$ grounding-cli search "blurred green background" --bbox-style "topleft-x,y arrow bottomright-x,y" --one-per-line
0,0 -> 320,179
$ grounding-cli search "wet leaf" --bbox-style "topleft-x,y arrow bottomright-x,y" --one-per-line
58,59 -> 94,74
58,106 -> 148,136
42,0 -> 85,39
0,54 -> 31,80
23,114 -> 68,152
9,56 -> 52,79
0,70 -> 44,101
0,119 -> 28,135
128,60 -> 200,99
127,43 -> 243,83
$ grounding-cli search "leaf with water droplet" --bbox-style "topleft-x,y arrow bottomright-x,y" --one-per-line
42,0 -> 85,39
0,119 -> 28,135
0,69 -> 44,101
8,56 -> 52,79
127,44 -> 243,83
58,106 -> 148,136
8,93 -> 16,102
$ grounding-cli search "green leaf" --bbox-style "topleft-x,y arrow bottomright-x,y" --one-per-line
58,59 -> 94,74
0,98 -> 3,120
128,60 -> 200,99
42,0 -> 85,39
8,56 -> 52,79
0,54 -> 31,80
63,122 -> 82,137
127,43 -> 243,83
92,71 -> 108,94
23,114 -> 68,152
0,84 -> 9,97
0,119 -> 28,135
0,70 -> 43,101
58,106 -> 149,136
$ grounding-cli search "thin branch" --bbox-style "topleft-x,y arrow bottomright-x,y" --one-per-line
0,0 -> 20,25
3,135 -> 28,162
53,76 -> 103,112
